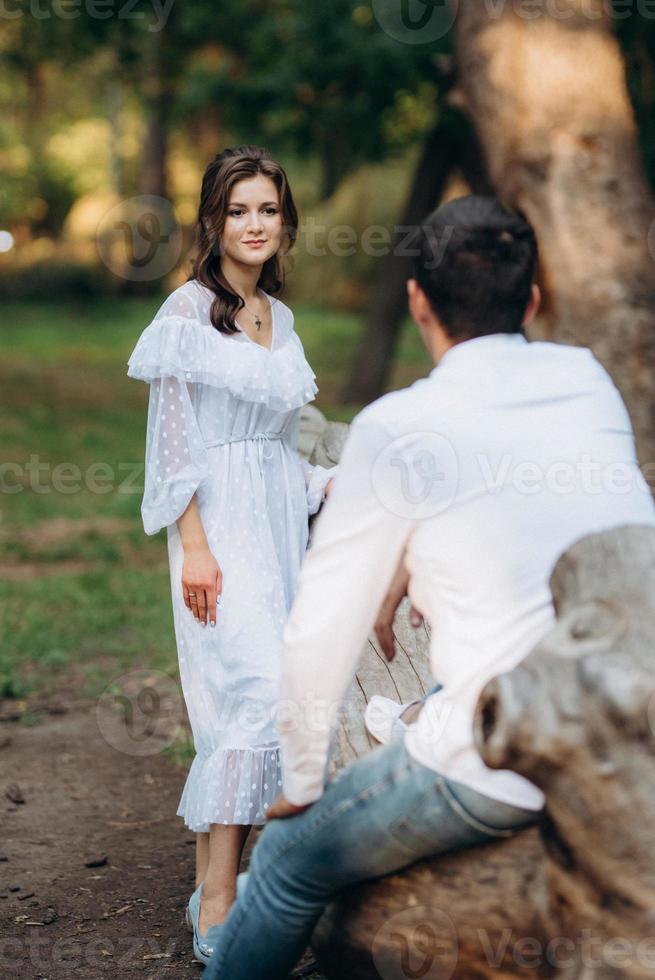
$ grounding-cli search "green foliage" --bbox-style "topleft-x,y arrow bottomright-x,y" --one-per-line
0,133 -> 79,232
3,0 -> 655,246
176,0 -> 445,197
0,258 -> 116,300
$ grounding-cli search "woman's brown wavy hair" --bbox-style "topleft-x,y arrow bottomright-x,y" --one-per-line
189,145 -> 298,335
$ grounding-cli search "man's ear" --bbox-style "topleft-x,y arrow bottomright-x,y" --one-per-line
523,283 -> 541,327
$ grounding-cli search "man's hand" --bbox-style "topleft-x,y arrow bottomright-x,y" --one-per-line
266,793 -> 313,821
374,552 -> 424,662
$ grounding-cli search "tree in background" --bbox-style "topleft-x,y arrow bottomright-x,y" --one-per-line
0,7 -> 87,234
455,0 -> 655,468
344,1 -> 655,414
5,0 -> 655,447
341,102 -> 491,404
178,0 -> 440,200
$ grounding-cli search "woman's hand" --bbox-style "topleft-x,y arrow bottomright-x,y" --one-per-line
182,547 -> 223,627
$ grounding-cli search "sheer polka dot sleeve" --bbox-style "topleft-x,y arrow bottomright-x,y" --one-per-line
140,376 -> 210,536
300,458 -> 340,516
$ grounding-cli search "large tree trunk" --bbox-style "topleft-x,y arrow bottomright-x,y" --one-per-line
342,114 -> 481,405
108,77 -> 127,200
319,129 -> 352,201
137,20 -> 179,201
455,0 -> 655,470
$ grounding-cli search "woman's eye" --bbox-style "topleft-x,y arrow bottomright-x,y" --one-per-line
228,208 -> 277,217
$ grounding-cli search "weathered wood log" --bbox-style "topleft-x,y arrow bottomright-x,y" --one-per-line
312,525 -> 655,980
298,404 -> 349,469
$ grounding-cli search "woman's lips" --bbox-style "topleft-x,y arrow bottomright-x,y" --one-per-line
244,241 -> 266,248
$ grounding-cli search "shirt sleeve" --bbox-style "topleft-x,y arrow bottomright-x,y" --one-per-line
140,376 -> 211,536
278,413 -> 416,805
300,458 -> 340,516
286,405 -> 339,516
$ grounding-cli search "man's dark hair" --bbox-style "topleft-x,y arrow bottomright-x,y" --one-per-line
411,195 -> 538,339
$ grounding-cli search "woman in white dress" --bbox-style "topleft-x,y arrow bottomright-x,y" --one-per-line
126,145 -> 337,962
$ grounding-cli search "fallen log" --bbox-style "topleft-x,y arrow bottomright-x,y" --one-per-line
311,525 -> 655,980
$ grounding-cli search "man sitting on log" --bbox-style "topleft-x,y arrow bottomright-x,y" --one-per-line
204,195 -> 655,980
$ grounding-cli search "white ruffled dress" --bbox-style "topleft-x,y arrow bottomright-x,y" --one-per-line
126,279 -> 337,830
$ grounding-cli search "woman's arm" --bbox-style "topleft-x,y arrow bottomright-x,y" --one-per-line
177,496 -> 222,628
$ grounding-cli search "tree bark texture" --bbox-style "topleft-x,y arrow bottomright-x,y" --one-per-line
454,0 -> 655,470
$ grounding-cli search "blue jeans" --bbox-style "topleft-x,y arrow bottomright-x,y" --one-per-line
203,739 -> 540,980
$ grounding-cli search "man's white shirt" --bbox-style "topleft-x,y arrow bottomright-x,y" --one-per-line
279,333 -> 655,810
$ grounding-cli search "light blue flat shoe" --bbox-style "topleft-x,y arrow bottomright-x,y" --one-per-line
197,922 -> 225,965
188,872 -> 248,926
186,883 -> 215,965
185,882 -> 200,933
186,876 -> 247,965
187,882 -> 232,965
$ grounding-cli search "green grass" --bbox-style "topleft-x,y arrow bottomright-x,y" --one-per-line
0,295 -> 432,701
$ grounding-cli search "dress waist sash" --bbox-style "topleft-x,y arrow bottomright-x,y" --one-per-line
203,432 -> 285,460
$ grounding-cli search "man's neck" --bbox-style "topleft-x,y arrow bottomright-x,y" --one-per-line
431,332 -> 460,366
430,329 -> 527,366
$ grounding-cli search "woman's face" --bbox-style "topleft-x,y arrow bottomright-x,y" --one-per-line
220,174 -> 283,268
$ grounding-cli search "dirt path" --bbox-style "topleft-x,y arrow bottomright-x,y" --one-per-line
0,702 -> 321,980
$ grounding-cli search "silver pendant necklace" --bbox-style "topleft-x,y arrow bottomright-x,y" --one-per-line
242,295 -> 264,330
245,308 -> 262,330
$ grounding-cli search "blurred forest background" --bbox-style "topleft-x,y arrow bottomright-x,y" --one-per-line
1,0 -> 655,714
